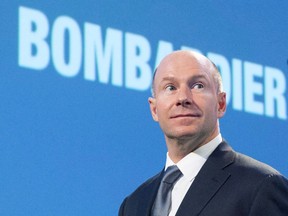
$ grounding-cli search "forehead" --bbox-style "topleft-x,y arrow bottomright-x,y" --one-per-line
155,51 -> 214,83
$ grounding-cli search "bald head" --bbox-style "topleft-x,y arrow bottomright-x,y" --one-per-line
151,50 -> 223,97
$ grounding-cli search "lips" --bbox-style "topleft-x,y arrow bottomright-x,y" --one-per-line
170,113 -> 201,118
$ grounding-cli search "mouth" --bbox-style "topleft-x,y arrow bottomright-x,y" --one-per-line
170,114 -> 201,119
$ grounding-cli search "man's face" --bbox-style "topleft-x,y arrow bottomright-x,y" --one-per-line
149,51 -> 226,144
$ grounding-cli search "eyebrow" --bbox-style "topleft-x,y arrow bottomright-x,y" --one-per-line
159,74 -> 209,83
159,76 -> 177,83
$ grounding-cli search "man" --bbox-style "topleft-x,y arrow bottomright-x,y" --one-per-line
119,50 -> 288,216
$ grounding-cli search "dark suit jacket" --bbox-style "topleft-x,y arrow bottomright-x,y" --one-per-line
119,141 -> 288,216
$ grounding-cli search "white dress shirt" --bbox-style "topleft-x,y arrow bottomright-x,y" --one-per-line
165,134 -> 223,216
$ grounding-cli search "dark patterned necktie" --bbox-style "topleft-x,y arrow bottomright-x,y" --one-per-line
152,165 -> 183,216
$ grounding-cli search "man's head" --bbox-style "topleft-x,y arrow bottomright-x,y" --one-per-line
148,50 -> 226,154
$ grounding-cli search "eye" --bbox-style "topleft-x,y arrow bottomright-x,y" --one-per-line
192,83 -> 204,89
165,84 -> 176,91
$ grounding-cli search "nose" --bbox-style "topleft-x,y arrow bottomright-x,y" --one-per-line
176,87 -> 193,107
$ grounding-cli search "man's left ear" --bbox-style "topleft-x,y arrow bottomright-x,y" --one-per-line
217,92 -> 227,118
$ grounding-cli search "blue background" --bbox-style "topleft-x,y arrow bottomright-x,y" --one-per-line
1,1 -> 288,215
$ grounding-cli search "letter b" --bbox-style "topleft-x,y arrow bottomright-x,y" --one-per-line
18,6 -> 50,70
125,32 -> 152,91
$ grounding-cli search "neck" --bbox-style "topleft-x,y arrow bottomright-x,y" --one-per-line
165,131 -> 219,163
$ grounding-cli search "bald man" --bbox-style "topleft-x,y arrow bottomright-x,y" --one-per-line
119,51 -> 288,216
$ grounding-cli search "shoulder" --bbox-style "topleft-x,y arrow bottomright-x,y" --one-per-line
127,171 -> 162,198
233,151 -> 281,176
219,142 -> 288,197
119,171 -> 163,215
216,140 -> 282,178
211,140 -> 287,189
233,153 -> 288,214
213,141 -> 288,213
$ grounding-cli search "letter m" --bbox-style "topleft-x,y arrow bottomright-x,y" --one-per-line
84,23 -> 123,86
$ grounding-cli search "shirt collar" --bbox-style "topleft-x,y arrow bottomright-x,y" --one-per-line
165,134 -> 222,181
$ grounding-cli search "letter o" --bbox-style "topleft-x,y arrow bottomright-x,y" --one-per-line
51,16 -> 82,77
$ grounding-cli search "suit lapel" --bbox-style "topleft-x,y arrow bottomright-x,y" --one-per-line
176,142 -> 235,216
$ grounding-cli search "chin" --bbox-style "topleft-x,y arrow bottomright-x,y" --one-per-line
166,130 -> 198,140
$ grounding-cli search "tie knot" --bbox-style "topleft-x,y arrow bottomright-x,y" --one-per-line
162,165 -> 182,184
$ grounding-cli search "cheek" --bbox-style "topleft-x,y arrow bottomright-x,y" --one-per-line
155,101 -> 171,118
199,97 -> 218,114
206,101 -> 219,120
